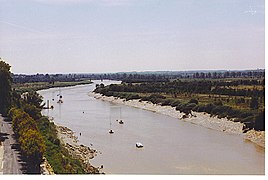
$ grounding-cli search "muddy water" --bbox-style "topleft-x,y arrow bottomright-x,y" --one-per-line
39,80 -> 264,175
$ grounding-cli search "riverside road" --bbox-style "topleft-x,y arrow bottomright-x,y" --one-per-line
0,115 -> 23,174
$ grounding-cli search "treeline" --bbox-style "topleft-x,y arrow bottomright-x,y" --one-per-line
13,73 -> 89,83
90,70 -> 264,82
96,79 -> 264,98
12,69 -> 264,84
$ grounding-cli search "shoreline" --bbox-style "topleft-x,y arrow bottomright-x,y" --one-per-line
90,92 -> 265,148
55,123 -> 102,174
16,80 -> 93,94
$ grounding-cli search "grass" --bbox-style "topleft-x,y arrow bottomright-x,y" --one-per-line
12,80 -> 92,93
36,116 -> 86,174
226,85 -> 264,90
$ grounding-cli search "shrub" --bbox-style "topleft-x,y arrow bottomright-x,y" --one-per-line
23,104 -> 41,120
126,94 -> 140,101
188,99 -> 198,105
254,111 -> 264,131
203,103 -> 216,114
149,94 -> 166,99
161,99 -> 173,106
170,100 -> 181,107
9,108 -> 45,171
213,100 -> 223,106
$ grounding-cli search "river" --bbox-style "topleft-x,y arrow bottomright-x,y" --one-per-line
39,80 -> 264,175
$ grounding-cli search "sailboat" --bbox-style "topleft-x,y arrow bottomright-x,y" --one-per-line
118,107 -> 124,124
109,115 -> 114,134
57,88 -> 63,103
136,142 -> 143,148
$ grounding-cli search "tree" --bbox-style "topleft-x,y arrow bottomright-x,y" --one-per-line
19,129 -> 45,171
9,107 -> 45,172
23,104 -> 42,120
0,59 -> 12,116
22,91 -> 44,109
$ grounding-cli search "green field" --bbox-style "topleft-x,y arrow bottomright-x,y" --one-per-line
12,80 -> 92,93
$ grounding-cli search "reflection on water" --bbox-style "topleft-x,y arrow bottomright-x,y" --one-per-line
39,80 -> 265,175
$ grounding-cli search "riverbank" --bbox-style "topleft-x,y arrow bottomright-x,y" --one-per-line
13,80 -> 93,93
90,93 -> 264,148
55,123 -> 102,174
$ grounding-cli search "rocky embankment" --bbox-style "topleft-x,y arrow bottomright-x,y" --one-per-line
91,92 -> 264,148
56,125 -> 102,174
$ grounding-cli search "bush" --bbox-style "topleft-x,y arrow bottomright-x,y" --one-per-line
161,99 -> 173,106
149,94 -> 166,99
126,94 -> 140,101
203,103 -> 216,114
186,103 -> 197,109
23,104 -> 41,120
36,117 -> 86,174
254,111 -> 264,131
195,104 -> 206,112
188,99 -> 198,105
9,108 -> 45,171
105,91 -> 114,97
170,100 -> 181,107
213,100 -> 223,106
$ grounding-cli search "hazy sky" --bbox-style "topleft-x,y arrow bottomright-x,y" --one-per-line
0,0 -> 265,74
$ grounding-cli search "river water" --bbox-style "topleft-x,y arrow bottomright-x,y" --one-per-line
39,80 -> 264,175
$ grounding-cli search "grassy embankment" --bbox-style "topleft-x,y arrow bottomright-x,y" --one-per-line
13,80 -> 92,93
37,116 -> 94,173
94,78 -> 264,131
10,80 -> 98,174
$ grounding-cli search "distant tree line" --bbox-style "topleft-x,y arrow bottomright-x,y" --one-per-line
13,73 -> 82,83
12,69 -> 264,84
96,79 -> 264,98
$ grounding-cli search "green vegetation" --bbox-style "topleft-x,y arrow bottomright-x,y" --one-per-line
9,108 -> 45,173
13,80 -> 92,93
94,78 -> 265,132
9,87 -> 90,173
0,60 -> 12,116
0,59 -> 95,174
36,116 -> 86,174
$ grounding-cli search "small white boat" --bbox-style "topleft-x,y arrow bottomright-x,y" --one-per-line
119,120 -> 124,124
136,142 -> 143,148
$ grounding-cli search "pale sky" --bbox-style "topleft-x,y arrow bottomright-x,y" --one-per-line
0,0 -> 265,74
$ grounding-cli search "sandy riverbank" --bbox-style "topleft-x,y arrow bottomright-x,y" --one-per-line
90,93 -> 264,148
56,124 -> 102,174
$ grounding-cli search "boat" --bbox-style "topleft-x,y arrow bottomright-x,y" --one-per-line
117,107 -> 124,124
108,114 -> 114,134
57,88 -> 63,103
136,142 -> 143,148
109,129 -> 114,134
57,99 -> 63,103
